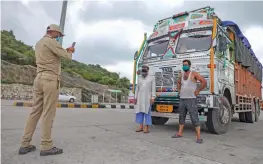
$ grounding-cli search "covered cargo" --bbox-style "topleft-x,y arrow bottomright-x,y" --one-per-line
222,21 -> 262,99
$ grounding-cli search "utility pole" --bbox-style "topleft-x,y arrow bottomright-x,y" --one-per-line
59,0 -> 68,45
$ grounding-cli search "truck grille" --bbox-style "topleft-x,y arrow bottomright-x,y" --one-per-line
155,70 -> 209,91
155,70 -> 180,88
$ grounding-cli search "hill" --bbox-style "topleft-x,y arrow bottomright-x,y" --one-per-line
1,30 -> 130,91
1,30 -> 130,102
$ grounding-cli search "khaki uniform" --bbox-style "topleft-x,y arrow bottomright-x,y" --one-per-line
20,34 -> 72,151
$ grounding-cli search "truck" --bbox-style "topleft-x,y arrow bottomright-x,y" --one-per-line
132,6 -> 262,134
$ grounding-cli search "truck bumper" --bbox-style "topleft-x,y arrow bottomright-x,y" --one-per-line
151,111 -> 207,121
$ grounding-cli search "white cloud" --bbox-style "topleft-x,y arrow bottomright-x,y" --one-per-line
12,2 -> 58,46
244,26 -> 263,62
104,61 -> 134,82
74,20 -> 151,49
143,0 -> 184,10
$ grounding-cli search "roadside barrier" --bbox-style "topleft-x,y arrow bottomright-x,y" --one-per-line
13,102 -> 134,109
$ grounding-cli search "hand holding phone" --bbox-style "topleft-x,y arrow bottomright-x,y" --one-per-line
67,42 -> 76,53
71,42 -> 76,48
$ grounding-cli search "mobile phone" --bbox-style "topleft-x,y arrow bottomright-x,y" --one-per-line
72,42 -> 76,47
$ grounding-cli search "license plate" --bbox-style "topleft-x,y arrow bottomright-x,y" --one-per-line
156,105 -> 173,113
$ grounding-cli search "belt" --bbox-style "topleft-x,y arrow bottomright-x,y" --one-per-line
37,71 -> 61,81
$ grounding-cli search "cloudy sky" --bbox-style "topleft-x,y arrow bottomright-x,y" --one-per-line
1,0 -> 263,81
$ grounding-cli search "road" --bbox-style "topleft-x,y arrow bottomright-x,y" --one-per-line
1,100 -> 263,164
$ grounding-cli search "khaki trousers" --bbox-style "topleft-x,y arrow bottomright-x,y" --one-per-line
21,73 -> 59,150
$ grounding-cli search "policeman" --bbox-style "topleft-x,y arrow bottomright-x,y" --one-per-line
18,24 -> 75,156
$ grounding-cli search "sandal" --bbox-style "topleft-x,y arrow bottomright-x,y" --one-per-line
135,128 -> 143,132
18,145 -> 36,155
171,134 -> 183,138
40,147 -> 63,156
196,138 -> 203,144
143,130 -> 150,134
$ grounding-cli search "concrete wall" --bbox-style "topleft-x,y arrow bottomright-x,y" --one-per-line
1,84 -> 82,101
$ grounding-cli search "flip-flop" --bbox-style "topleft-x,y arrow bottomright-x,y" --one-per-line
143,130 -> 150,134
135,129 -> 143,132
196,138 -> 203,144
172,134 -> 183,138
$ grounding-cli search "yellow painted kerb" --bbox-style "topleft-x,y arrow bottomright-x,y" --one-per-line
68,103 -> 74,108
81,104 -> 87,108
92,104 -> 99,108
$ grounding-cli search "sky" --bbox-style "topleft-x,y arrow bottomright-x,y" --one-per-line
1,0 -> 263,82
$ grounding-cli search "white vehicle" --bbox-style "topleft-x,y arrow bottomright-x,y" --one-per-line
58,93 -> 77,103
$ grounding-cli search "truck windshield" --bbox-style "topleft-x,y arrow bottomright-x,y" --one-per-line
175,30 -> 212,54
143,40 -> 169,59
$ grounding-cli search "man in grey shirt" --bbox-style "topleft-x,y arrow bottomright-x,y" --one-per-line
172,59 -> 207,143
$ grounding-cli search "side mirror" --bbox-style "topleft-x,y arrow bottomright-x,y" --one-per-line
219,36 -> 227,52
134,51 -> 138,60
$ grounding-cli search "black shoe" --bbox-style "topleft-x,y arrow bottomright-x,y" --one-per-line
40,147 -> 63,156
18,145 -> 36,155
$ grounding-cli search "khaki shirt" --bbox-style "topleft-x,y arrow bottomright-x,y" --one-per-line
35,34 -> 72,79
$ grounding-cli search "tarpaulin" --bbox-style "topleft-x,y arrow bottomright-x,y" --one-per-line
221,21 -> 262,81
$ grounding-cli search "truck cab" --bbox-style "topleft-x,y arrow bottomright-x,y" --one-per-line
132,6 -> 262,134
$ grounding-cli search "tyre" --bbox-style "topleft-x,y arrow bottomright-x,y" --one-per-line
239,113 -> 246,122
206,96 -> 232,134
69,98 -> 75,103
152,117 -> 169,125
245,101 -> 255,123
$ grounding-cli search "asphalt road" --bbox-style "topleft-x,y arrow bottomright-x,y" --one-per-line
1,100 -> 263,164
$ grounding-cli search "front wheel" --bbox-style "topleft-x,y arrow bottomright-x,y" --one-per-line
69,98 -> 75,103
206,96 -> 232,134
152,117 -> 169,125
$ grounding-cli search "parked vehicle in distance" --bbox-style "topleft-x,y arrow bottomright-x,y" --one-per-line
128,96 -> 135,104
58,93 -> 77,103
128,84 -> 136,104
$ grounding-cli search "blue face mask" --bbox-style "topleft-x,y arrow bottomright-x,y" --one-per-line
55,36 -> 60,42
182,65 -> 190,72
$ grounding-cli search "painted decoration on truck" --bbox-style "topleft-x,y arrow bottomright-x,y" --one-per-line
159,19 -> 170,29
199,20 -> 213,25
162,47 -> 175,59
188,19 -> 213,29
173,15 -> 188,24
189,12 -> 207,21
149,26 -> 169,40
169,23 -> 185,32
184,30 -> 212,36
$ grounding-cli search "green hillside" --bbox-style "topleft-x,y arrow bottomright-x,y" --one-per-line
1,30 -> 130,90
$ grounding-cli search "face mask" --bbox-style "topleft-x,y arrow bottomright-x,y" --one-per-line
142,69 -> 148,73
141,69 -> 148,76
182,65 -> 190,72
141,72 -> 148,77
55,36 -> 60,42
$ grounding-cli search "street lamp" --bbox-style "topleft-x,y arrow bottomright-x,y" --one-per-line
59,0 -> 68,45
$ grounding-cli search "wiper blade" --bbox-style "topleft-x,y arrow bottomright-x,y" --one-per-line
154,40 -> 168,44
188,35 -> 209,38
